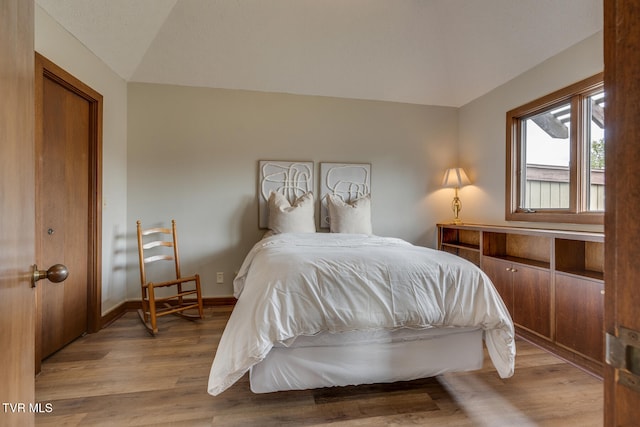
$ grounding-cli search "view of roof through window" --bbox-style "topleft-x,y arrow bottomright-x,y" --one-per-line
526,92 -> 604,168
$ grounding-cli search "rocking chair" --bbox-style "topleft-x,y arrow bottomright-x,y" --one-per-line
136,219 -> 204,334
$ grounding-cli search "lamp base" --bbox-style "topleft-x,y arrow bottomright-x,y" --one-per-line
451,193 -> 463,225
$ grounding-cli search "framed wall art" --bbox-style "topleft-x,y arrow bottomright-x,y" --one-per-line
258,160 -> 314,228
319,162 -> 371,228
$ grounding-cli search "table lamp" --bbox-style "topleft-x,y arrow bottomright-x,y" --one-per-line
442,167 -> 471,224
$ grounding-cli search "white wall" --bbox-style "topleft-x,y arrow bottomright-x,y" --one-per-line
127,84 -> 459,297
35,6 -> 129,314
458,31 -> 604,232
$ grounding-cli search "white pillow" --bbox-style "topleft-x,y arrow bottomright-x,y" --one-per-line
326,194 -> 372,234
268,191 -> 316,233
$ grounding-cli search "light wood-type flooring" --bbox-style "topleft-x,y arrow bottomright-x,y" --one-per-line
35,306 -> 603,426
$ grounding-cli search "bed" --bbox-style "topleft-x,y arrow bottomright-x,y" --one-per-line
207,231 -> 515,396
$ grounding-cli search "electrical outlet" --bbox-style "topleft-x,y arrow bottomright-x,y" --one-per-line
216,272 -> 224,284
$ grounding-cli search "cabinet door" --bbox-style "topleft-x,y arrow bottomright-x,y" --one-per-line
555,273 -> 604,362
512,264 -> 551,338
482,257 -> 514,314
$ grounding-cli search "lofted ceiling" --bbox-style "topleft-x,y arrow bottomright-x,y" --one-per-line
35,0 -> 603,107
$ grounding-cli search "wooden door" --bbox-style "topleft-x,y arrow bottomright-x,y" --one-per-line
512,264 -> 551,339
34,54 -> 103,365
0,0 -> 36,425
604,0 -> 640,424
483,257 -> 551,338
555,274 -> 604,362
481,257 -> 514,314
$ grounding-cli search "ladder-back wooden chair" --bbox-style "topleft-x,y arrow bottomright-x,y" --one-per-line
136,219 -> 204,335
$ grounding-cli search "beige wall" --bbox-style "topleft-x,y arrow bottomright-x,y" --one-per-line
458,31 -> 604,232
127,84 -> 459,297
35,6 -> 129,314
35,3 -> 604,304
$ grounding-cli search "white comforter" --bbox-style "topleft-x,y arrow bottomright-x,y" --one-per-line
208,233 -> 515,396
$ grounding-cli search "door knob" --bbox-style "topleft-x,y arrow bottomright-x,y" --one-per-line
31,264 -> 69,287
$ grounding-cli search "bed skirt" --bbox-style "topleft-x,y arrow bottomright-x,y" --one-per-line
249,327 -> 484,393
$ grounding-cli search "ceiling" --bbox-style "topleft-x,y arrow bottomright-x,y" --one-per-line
35,0 -> 603,107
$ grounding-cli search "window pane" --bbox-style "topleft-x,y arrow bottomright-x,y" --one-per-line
522,103 -> 571,210
588,91 -> 605,211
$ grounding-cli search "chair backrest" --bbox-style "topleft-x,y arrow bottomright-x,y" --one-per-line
136,219 -> 182,285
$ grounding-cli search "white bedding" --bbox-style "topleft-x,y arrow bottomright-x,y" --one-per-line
207,233 -> 515,396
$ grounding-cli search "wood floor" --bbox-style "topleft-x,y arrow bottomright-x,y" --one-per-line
35,306 -> 603,426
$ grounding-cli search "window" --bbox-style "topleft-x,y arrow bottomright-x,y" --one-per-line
506,73 -> 604,224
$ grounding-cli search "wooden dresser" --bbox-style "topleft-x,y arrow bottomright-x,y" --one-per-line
437,223 -> 604,377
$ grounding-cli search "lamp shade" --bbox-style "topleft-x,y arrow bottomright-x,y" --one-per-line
442,167 -> 471,188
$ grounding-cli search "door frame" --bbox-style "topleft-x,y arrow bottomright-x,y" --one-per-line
603,0 -> 640,423
34,53 -> 102,368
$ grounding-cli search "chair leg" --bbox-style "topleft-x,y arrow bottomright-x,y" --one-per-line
137,286 -> 155,334
148,284 -> 158,334
195,274 -> 204,319
177,282 -> 183,307
140,286 -> 149,323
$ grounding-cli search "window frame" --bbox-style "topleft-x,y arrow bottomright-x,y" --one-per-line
505,72 -> 604,225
